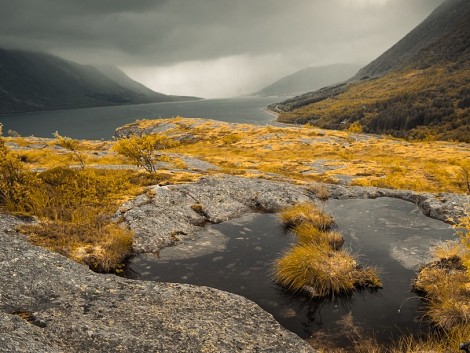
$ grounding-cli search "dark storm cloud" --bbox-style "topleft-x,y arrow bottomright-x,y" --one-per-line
0,0 -> 444,67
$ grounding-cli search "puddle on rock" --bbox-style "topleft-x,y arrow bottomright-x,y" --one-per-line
123,197 -> 455,346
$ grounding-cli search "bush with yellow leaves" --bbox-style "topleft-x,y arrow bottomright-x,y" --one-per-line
113,133 -> 179,172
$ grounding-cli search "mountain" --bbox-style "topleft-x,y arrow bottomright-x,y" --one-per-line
254,63 -> 361,97
0,49 -> 198,114
273,0 -> 470,142
95,65 -> 168,98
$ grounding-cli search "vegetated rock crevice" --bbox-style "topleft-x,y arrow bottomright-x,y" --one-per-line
0,213 -> 314,353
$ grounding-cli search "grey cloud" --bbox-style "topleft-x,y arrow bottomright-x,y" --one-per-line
0,0 -> 444,67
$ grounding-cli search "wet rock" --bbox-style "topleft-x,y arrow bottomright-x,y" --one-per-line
0,214 -> 314,353
116,175 -> 311,253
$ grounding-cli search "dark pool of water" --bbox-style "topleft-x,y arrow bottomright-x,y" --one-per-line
123,198 -> 455,345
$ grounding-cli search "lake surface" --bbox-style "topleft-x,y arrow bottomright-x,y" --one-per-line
123,198 -> 455,346
0,96 -> 281,140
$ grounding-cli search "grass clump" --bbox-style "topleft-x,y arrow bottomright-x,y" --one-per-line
305,183 -> 330,201
275,201 -> 381,298
274,243 -> 381,297
413,211 -> 470,330
310,313 -> 470,353
280,202 -> 334,230
293,222 -> 344,250
23,220 -> 133,273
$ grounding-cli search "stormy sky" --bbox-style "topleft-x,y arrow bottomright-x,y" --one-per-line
0,0 -> 444,98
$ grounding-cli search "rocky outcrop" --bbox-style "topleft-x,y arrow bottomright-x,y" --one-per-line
326,184 -> 468,223
116,175 -> 311,253
0,214 -> 314,353
117,176 -> 468,255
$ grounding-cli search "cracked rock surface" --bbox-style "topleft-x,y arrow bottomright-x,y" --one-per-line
118,175 -> 468,255
326,184 -> 468,223
116,175 -> 311,253
0,214 -> 314,353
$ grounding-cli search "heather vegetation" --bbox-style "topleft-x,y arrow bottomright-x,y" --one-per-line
0,126 -> 202,271
278,65 -> 470,142
1,128 -> 144,271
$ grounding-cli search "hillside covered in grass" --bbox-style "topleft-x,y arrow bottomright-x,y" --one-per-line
274,0 -> 470,142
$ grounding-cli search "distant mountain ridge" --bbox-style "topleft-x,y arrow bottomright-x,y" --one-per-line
0,49 -> 197,114
273,0 -> 470,142
254,63 -> 361,97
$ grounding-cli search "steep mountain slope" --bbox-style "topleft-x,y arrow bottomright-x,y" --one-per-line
95,65 -> 169,98
354,0 -> 469,79
255,63 -> 361,97
274,0 -> 470,142
0,49 -> 196,114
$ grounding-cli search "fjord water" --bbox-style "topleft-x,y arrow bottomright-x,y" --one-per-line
124,198 -> 454,345
0,96 -> 281,140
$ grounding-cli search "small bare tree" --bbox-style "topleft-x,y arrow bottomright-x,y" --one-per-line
53,131 -> 86,169
113,134 -> 178,173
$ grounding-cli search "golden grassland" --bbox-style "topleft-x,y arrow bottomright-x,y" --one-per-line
118,117 -> 470,194
277,65 -> 470,142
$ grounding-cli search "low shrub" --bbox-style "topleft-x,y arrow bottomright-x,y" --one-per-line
0,142 -> 47,215
113,133 -> 179,173
0,142 -> 136,272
